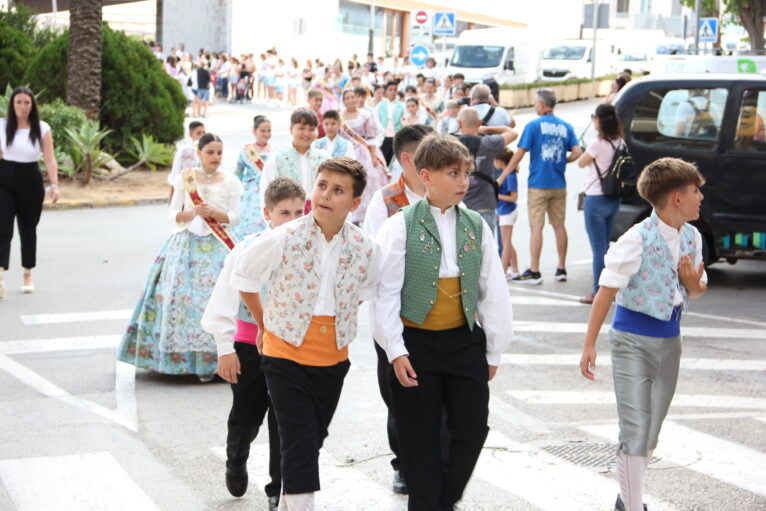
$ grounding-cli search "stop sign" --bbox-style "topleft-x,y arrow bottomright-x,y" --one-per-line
415,10 -> 428,24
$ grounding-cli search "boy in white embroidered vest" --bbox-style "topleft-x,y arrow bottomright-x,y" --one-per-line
375,135 -> 513,511
311,110 -> 355,159
232,157 -> 380,511
362,123 -> 433,495
201,177 -> 306,511
579,158 -> 708,511
260,108 -> 330,209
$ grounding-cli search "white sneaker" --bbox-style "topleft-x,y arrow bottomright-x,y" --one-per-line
506,270 -> 521,280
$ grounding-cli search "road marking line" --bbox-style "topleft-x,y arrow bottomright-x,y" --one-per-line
475,430 -> 677,511
0,335 -> 121,355
513,288 -> 766,327
489,396 -> 551,434
0,452 -> 159,510
511,296 -> 586,307
0,354 -> 138,432
500,353 -> 766,371
20,309 -> 132,325
211,444 -> 397,509
507,390 -> 766,410
569,258 -> 594,266
756,417 -> 766,424
581,422 -> 766,497
513,321 -> 766,339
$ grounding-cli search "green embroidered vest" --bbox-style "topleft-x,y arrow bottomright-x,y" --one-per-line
401,199 -> 483,330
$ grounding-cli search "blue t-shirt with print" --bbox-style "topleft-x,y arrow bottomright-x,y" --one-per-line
518,114 -> 578,189
496,172 -> 518,215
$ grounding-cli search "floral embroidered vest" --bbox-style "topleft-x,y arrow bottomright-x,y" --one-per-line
270,145 -> 330,185
381,175 -> 410,217
312,136 -> 349,158
615,212 -> 696,321
264,214 -> 376,349
400,200 -> 483,329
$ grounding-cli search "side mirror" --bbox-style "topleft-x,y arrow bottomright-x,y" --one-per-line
505,59 -> 514,71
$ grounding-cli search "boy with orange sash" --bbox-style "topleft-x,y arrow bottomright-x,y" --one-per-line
232,157 -> 380,511
375,135 -> 513,510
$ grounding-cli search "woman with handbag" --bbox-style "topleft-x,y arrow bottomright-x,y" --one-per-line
576,104 -> 624,304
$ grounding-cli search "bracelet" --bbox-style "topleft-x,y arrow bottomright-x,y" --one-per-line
45,184 -> 59,191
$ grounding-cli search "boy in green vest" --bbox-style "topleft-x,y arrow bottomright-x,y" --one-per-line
374,134 -> 513,510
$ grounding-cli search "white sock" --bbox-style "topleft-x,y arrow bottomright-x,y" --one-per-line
616,450 -> 647,511
278,492 -> 314,511
645,449 -> 654,470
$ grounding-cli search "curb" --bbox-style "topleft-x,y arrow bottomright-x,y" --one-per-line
44,197 -> 167,210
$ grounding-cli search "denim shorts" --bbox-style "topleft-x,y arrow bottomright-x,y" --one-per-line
197,88 -> 210,101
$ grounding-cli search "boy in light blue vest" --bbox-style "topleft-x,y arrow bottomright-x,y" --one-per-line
580,157 -> 708,511
311,110 -> 355,159
375,134 -> 512,510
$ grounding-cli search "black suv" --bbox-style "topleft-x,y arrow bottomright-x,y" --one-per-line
612,74 -> 766,265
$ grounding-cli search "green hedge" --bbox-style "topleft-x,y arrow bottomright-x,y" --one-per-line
39,99 -> 88,157
500,74 -> 618,91
25,24 -> 186,155
0,20 -> 34,93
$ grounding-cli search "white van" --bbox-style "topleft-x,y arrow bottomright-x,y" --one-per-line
651,54 -> 766,75
446,28 -> 540,86
540,39 -> 615,81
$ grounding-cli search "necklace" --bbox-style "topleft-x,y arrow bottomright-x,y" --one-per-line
255,141 -> 269,149
200,168 -> 220,181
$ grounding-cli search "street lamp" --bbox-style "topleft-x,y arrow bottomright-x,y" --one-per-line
368,0 -> 375,54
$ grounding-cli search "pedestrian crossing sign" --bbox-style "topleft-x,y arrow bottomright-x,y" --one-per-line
433,12 -> 456,36
699,17 -> 718,43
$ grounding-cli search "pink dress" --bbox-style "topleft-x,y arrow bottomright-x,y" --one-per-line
341,109 -> 390,223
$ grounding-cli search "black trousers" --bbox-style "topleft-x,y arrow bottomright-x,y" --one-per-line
381,137 -> 394,166
262,355 -> 350,495
390,325 -> 490,511
226,342 -> 282,496
0,160 -> 45,270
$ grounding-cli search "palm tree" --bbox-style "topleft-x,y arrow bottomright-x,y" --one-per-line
66,0 -> 103,120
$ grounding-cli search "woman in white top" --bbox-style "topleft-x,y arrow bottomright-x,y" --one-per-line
576,103 -> 625,303
116,134 -> 244,381
0,87 -> 59,298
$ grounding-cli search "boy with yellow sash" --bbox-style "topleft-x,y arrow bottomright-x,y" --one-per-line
375,134 -> 513,510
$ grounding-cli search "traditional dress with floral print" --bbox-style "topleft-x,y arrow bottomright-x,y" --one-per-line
233,144 -> 269,239
117,171 -> 243,375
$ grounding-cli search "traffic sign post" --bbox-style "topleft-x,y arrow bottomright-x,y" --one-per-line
410,45 -> 430,67
410,9 -> 433,47
699,17 -> 718,43
433,12 -> 456,36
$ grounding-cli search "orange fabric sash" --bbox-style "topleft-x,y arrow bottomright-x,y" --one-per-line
182,168 -> 236,250
381,174 -> 409,217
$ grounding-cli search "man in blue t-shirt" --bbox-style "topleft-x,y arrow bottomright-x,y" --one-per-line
496,88 -> 581,285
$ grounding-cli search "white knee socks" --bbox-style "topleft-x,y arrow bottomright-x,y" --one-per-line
616,450 -> 647,511
277,492 -> 315,511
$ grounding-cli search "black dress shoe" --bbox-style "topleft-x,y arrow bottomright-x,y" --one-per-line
267,495 -> 279,511
225,466 -> 248,497
392,470 -> 408,495
615,494 -> 648,511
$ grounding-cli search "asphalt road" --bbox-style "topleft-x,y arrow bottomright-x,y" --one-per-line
0,98 -> 764,511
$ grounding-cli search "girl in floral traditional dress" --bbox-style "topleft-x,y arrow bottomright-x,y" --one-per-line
233,115 -> 272,239
117,134 -> 244,381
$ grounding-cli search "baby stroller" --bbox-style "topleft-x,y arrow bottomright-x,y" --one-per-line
235,74 -> 254,103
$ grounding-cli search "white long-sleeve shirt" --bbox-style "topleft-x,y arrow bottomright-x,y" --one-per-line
230,220 -> 381,316
201,231 -> 268,357
599,216 -> 708,304
374,204 -> 513,365
168,172 -> 243,236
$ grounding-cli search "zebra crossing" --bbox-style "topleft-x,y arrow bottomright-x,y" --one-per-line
1,290 -> 765,510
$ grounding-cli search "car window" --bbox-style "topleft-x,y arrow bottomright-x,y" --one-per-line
733,89 -> 766,151
629,87 -> 728,150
